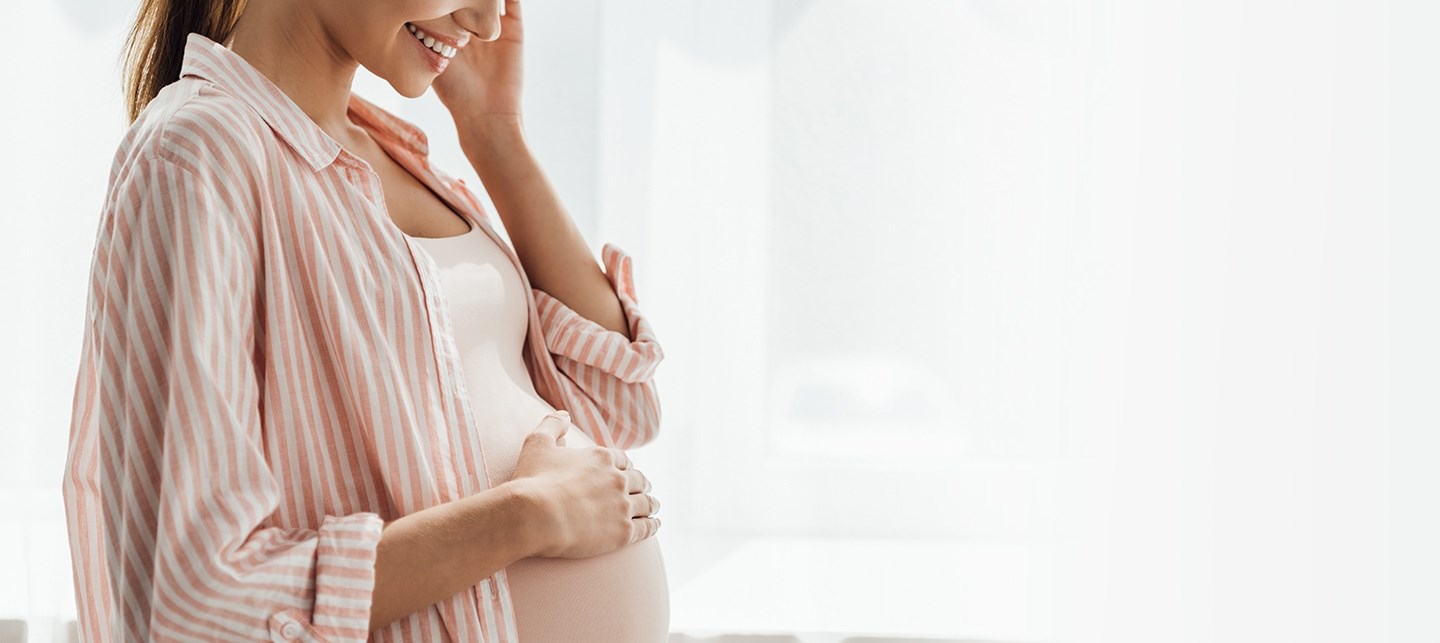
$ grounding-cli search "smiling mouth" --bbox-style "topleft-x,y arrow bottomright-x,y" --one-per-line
405,23 -> 459,59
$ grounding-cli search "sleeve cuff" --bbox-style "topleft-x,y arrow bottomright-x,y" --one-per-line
270,513 -> 384,642
531,243 -> 665,384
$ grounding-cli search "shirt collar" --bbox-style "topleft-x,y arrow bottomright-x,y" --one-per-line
178,32 -> 431,171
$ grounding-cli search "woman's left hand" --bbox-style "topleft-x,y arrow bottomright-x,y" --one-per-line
433,0 -> 525,126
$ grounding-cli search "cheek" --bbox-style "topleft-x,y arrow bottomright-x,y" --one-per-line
394,0 -> 448,14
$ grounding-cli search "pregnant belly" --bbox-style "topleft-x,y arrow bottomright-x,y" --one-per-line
473,387 -> 670,642
507,536 -> 670,642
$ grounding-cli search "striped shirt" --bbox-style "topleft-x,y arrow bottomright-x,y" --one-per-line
62,32 -> 664,643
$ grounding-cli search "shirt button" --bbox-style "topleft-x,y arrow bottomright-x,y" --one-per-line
281,622 -> 302,639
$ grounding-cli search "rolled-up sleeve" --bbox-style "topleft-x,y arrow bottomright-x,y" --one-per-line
62,154 -> 383,642
531,243 -> 666,449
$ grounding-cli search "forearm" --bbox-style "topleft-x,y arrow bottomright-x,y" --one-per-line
368,480 -> 543,631
456,115 -> 631,339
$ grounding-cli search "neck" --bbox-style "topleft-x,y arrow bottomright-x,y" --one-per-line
226,3 -> 360,142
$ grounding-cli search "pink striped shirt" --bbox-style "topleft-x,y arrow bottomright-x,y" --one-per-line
62,32 -> 664,642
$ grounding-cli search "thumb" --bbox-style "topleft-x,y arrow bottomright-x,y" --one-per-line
533,410 -> 570,444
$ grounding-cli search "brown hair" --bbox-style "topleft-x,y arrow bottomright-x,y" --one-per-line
123,0 -> 247,122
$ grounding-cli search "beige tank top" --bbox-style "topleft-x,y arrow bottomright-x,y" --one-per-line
408,221 -> 670,642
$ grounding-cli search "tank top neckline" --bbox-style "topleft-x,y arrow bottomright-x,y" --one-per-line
405,220 -> 480,242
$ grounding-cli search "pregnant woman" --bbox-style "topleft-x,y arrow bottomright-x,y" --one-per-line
61,0 -> 668,641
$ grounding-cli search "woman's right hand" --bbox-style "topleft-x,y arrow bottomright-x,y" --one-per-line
508,411 -> 662,559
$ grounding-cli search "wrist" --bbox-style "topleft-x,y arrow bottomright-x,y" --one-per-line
456,113 -> 527,153
497,478 -> 557,559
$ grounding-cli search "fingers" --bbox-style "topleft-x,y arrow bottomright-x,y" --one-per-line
608,447 -> 633,471
629,516 -> 661,544
626,492 -> 660,519
622,468 -> 650,494
527,410 -> 569,445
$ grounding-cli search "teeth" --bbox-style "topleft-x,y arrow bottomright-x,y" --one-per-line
407,25 -> 457,58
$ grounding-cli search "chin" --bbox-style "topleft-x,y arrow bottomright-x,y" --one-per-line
387,76 -> 436,99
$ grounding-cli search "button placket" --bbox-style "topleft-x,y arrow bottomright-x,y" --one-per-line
269,611 -> 318,643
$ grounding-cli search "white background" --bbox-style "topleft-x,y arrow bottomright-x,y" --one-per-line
1,1 -> 1435,642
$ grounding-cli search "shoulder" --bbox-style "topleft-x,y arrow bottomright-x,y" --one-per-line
104,79 -> 289,233
113,77 -> 278,187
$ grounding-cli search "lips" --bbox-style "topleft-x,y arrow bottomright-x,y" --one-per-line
406,23 -> 459,58
409,38 -> 448,73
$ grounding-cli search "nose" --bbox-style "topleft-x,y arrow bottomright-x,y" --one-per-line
454,5 -> 503,42
474,20 -> 501,41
